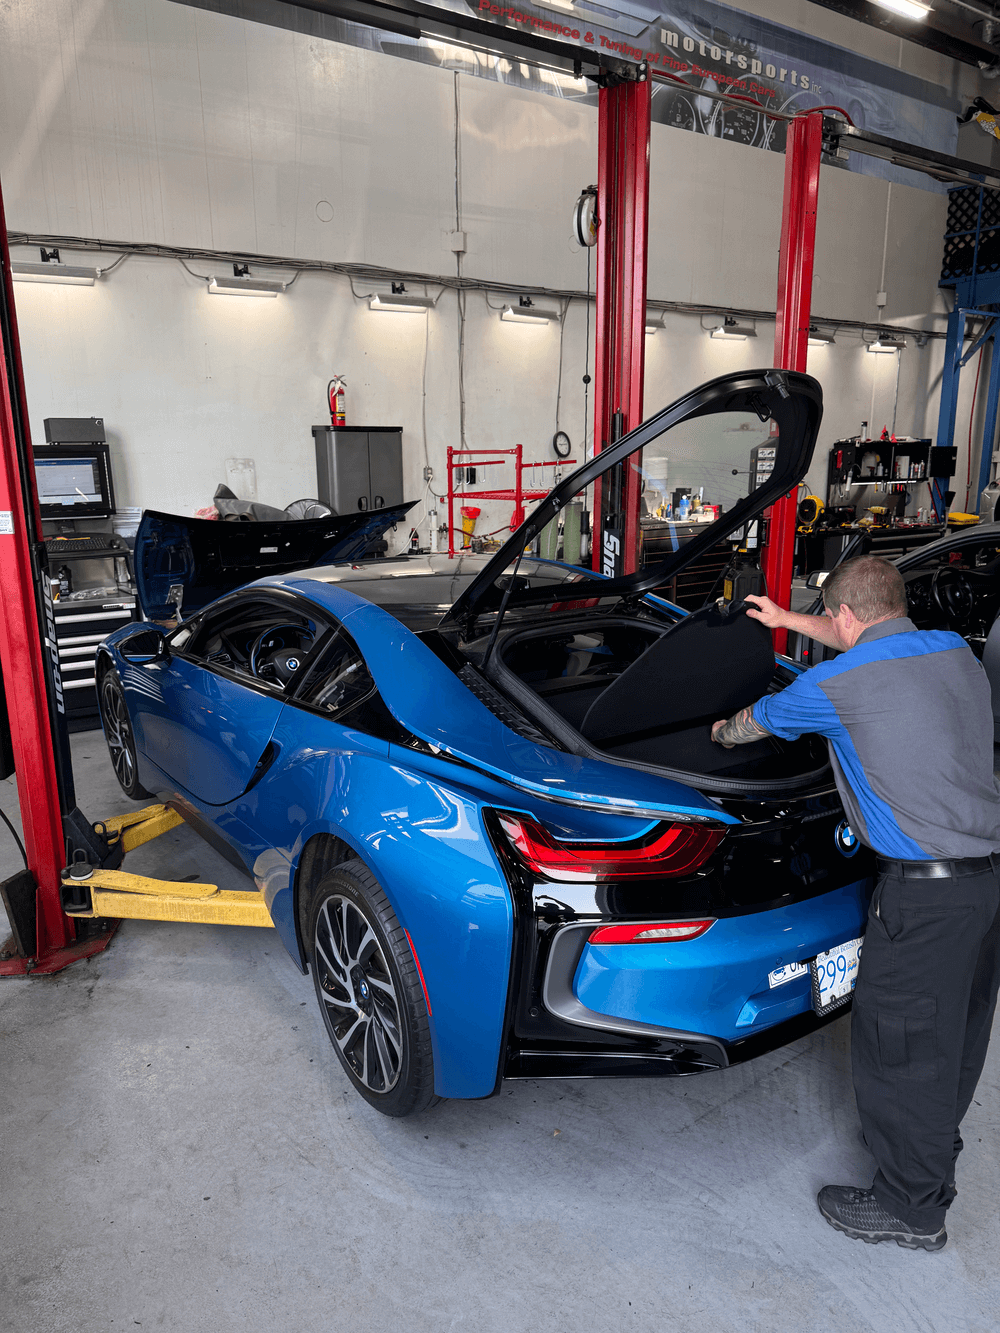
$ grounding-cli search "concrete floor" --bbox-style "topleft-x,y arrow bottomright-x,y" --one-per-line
1,733 -> 999,1333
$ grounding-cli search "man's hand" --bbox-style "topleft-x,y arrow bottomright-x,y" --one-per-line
744,594 -> 789,630
711,719 -> 735,748
744,592 -> 846,652
712,706 -> 770,748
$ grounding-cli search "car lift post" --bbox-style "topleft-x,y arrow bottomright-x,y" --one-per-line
762,111 -> 824,655
592,64 -> 651,579
936,185 -> 1000,513
0,172 -> 119,975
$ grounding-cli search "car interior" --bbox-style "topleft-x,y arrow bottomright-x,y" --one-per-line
499,604 -> 829,781
173,598 -> 383,726
180,600 -> 320,689
900,539 -> 1000,739
900,541 -> 1000,647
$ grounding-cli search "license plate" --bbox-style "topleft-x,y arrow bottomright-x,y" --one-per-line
810,936 -> 863,1015
768,961 -> 809,989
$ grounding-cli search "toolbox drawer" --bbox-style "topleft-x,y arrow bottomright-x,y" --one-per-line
53,600 -> 137,726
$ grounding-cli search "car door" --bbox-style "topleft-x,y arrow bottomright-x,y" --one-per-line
233,619 -> 392,846
229,621 -> 395,956
131,593 -> 325,806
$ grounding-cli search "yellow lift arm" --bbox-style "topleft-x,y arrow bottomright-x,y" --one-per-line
61,803 -> 273,929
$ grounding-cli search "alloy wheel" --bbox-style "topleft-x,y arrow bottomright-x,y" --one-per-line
101,675 -> 135,789
313,894 -> 403,1094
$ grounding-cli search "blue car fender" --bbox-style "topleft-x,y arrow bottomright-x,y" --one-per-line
241,722 -> 514,1102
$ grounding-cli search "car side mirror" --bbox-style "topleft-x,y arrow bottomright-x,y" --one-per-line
806,570 -> 831,590
119,626 -> 170,664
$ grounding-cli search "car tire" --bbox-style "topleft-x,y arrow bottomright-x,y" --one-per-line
306,858 -> 437,1118
98,667 -> 152,800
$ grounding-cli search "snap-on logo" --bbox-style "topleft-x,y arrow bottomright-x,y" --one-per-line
602,531 -> 620,579
835,820 -> 859,857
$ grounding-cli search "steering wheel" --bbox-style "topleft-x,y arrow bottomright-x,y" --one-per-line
249,624 -> 311,680
931,567 -> 975,626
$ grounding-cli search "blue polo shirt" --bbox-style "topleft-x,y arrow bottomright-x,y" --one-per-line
753,617 -> 1000,860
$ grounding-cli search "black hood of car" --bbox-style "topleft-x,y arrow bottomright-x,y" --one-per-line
441,368 -> 823,631
134,503 -> 416,620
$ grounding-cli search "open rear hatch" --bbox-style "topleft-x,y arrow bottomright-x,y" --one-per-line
437,368 -> 829,795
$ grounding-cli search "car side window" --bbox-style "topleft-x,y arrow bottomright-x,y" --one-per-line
295,629 -> 377,718
179,597 -> 323,690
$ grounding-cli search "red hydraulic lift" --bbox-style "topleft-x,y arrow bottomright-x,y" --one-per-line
763,112 -> 824,654
591,64 -> 651,578
586,68 -> 823,629
589,85 -> 824,648
0,175 -> 119,975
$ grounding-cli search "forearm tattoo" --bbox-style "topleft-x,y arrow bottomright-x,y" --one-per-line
714,706 -> 769,747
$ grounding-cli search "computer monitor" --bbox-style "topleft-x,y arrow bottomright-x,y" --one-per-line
33,443 -> 116,521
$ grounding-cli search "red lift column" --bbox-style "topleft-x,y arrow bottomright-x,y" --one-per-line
761,112 -> 823,654
0,174 -> 117,974
592,66 -> 651,578
0,186 -> 73,970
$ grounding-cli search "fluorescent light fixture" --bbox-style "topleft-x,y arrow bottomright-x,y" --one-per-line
645,315 -> 665,336
807,327 -> 835,346
871,0 -> 931,19
12,262 -> 98,286
710,316 -> 757,341
208,265 -> 285,298
12,247 -> 98,286
370,293 -> 433,313
369,281 -> 432,313
867,335 -> 906,353
500,296 -> 557,325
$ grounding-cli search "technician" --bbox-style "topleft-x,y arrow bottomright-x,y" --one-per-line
711,555 -> 1000,1252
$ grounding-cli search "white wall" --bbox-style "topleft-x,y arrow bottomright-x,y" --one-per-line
0,0 -> 987,542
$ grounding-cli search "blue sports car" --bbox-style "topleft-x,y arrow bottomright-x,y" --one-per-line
92,369 -> 871,1116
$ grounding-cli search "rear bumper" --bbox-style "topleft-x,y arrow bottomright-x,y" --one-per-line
501,876 -> 869,1082
566,881 -> 867,1044
505,1001 -> 851,1080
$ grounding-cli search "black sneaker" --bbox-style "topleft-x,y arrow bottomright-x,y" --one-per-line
817,1186 -> 947,1251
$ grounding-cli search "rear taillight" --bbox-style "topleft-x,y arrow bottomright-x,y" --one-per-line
588,920 -> 715,944
493,810 -> 724,881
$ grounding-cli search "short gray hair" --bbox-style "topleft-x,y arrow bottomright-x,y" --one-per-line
822,555 -> 907,624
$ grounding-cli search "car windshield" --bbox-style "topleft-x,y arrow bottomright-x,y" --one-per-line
912,538 -> 1000,571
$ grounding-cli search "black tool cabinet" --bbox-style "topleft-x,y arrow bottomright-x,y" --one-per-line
54,596 -> 138,730
312,426 -> 404,514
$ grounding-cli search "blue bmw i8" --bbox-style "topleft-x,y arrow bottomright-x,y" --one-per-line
91,369 -> 871,1116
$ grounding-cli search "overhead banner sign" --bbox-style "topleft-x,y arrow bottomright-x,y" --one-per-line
434,0 -> 962,188
180,0 -> 963,191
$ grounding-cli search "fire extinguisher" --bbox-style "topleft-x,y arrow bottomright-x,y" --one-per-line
327,376 -> 347,427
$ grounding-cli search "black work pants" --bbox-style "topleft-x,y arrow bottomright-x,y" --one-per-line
851,863 -> 1000,1232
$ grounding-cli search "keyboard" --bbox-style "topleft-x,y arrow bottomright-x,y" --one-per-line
45,535 -> 126,555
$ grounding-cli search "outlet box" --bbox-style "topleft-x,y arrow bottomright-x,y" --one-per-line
423,465 -> 433,481
449,231 -> 467,253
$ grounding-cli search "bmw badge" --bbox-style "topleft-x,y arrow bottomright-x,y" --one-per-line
834,820 -> 859,857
